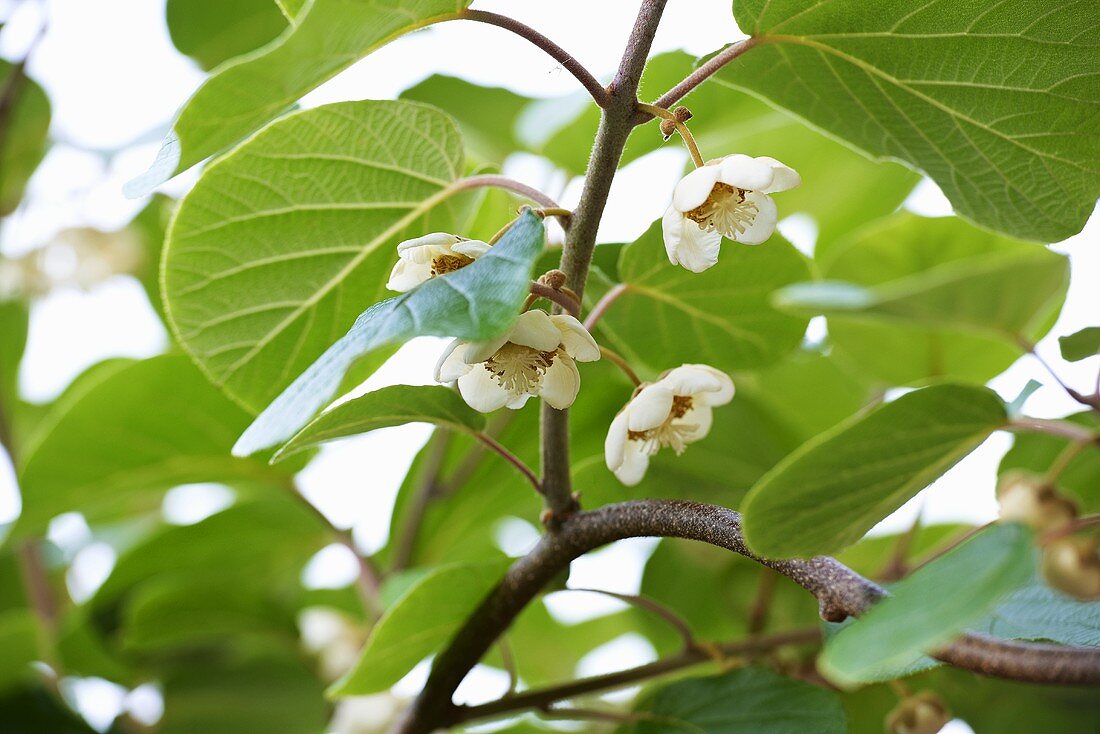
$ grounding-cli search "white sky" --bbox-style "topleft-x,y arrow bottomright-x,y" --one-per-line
0,2 -> 1096,729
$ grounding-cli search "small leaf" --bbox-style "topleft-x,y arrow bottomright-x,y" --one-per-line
1059,327 -> 1100,362
233,209 -> 544,455
166,0 -> 288,70
599,220 -> 810,373
742,384 -> 1008,558
717,1 -> 1100,242
0,61 -> 50,216
330,558 -> 509,696
820,524 -> 1034,686
974,575 -> 1100,647
624,667 -> 846,734
127,0 -> 472,193
273,385 -> 485,461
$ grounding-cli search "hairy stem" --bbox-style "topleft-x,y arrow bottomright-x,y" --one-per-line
637,37 -> 758,123
528,281 -> 581,317
583,283 -> 628,330
452,175 -> 561,210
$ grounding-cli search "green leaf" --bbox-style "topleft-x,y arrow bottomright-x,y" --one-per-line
0,609 -> 39,693
1000,412 -> 1100,511
232,207 -> 544,455
163,99 -> 470,415
719,0 -> 1100,241
820,523 -> 1034,686
598,220 -> 810,374
0,300 -> 27,410
331,558 -> 509,696
741,383 -> 1008,558
126,0 -> 471,193
0,61 -> 50,216
166,0 -> 288,70
274,385 -> 485,461
811,213 -> 1067,385
12,356 -> 290,538
1059,326 -> 1100,362
624,667 -> 847,734
974,575 -> 1100,647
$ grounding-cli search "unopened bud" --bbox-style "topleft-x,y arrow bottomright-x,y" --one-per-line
1042,535 -> 1100,600
885,691 -> 951,734
538,269 -> 567,290
996,471 -> 1077,532
659,106 -> 694,140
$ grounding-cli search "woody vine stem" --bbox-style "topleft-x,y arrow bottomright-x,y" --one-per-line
392,2 -> 1100,732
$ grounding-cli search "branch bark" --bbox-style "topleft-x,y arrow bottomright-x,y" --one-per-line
392,499 -> 1100,734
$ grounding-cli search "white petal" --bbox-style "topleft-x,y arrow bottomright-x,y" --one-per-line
754,156 -> 801,193
605,410 -> 631,472
717,154 -> 774,191
452,239 -> 491,259
435,340 -> 472,382
539,352 -> 580,409
463,334 -> 511,364
662,207 -> 722,273
397,232 -> 460,259
386,259 -> 432,292
626,386 -> 674,432
732,191 -> 778,245
506,393 -> 534,409
506,310 -> 562,352
671,164 -> 722,212
614,441 -> 651,487
457,366 -> 512,412
550,314 -> 600,362
657,364 -> 726,396
681,404 -> 714,444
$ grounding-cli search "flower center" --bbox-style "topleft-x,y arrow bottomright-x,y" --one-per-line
430,253 -> 474,277
627,395 -> 698,456
483,343 -> 557,395
685,182 -> 759,237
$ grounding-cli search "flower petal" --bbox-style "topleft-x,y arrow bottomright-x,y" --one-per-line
386,258 -> 432,292
435,340 -> 471,382
539,352 -> 581,409
717,154 -> 775,191
755,156 -> 801,193
605,410 -> 631,472
452,239 -> 492,259
680,403 -> 714,444
732,190 -> 778,245
671,164 -> 722,212
627,385 -> 674,432
507,309 -> 563,352
659,364 -> 734,405
457,366 -> 511,412
396,232 -> 460,258
663,206 -> 722,272
463,334 -> 511,365
550,314 -> 600,362
614,440 -> 651,486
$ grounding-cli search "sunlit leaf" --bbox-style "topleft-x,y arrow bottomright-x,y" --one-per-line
166,0 -> 288,70
0,61 -> 50,216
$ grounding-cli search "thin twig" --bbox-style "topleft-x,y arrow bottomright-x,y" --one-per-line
529,281 -> 581,317
451,175 -> 561,210
1039,515 -> 1100,546
474,431 -> 542,496
436,413 -> 513,496
538,706 -> 643,724
599,345 -> 641,386
879,512 -> 923,581
636,37 -> 759,124
636,102 -> 704,166
1008,417 -> 1098,443
498,635 -> 519,696
560,587 -> 696,649
458,10 -> 610,107
746,569 -> 778,635
583,283 -> 628,331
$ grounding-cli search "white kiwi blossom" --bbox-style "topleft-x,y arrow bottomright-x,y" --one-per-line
435,309 -> 600,412
662,154 -> 800,272
605,364 -> 734,486
386,232 -> 491,292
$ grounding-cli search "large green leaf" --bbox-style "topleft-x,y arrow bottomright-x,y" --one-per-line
166,0 -> 288,70
0,61 -> 50,216
232,208 -> 545,455
163,100 -> 470,415
820,523 -> 1033,686
331,558 -> 509,696
999,412 -> 1100,511
623,667 -> 847,734
126,0 -> 471,193
542,52 -> 918,252
741,383 -> 1008,558
12,356 -> 290,537
718,0 -> 1100,242
805,213 -> 1067,385
598,220 -> 810,374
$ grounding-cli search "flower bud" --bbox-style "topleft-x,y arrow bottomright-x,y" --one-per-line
538,269 -> 567,290
885,691 -> 951,734
1042,535 -> 1100,600
996,470 -> 1077,532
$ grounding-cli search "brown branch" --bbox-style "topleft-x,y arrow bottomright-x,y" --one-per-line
458,10 -> 610,108
634,37 -> 758,125
539,0 -> 669,526
391,500 -> 1100,734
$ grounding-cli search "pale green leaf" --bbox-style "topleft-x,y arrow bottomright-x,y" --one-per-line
1059,326 -> 1100,362
274,385 -> 485,460
821,523 -> 1033,686
719,0 -> 1100,241
166,0 -> 288,70
331,558 -> 509,696
0,61 -> 50,216
623,667 -> 847,734
126,0 -> 471,193
163,100 -> 469,415
232,208 -> 544,455
598,220 -> 810,373
741,383 -> 1008,557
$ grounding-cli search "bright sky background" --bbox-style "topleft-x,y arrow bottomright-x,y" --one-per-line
0,1 -> 1097,730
